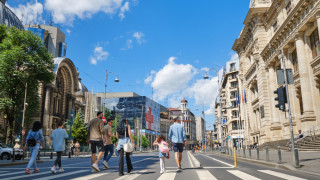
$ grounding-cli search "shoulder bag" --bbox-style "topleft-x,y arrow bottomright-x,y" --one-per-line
27,131 -> 37,147
123,125 -> 133,153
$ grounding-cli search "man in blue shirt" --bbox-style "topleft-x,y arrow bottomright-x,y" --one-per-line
168,117 -> 186,170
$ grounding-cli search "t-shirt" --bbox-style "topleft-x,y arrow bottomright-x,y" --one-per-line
104,125 -> 112,145
51,128 -> 69,152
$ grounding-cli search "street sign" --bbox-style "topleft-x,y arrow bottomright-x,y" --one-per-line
203,139 -> 205,142
276,69 -> 293,85
22,129 -> 25,135
223,119 -> 226,124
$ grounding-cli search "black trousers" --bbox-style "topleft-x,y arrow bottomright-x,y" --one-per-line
118,148 -> 132,174
54,151 -> 62,167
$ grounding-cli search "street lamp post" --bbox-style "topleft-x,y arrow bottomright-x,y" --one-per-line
103,69 -> 119,117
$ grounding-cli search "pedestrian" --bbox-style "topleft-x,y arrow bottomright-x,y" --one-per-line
168,117 -> 186,171
88,111 -> 108,172
103,118 -> 114,169
50,120 -> 69,174
153,135 -> 170,174
75,141 -> 80,156
70,140 -> 75,156
116,118 -> 134,176
24,121 -> 44,174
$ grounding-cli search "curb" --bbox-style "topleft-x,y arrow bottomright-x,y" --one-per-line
188,151 -> 201,168
0,160 -> 43,167
206,152 -> 320,177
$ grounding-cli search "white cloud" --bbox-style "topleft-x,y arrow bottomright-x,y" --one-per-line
133,32 -> 144,45
90,46 -> 109,65
151,57 -> 197,101
45,0 -> 130,24
8,1 -> 43,25
119,1 -> 130,20
66,29 -> 71,35
144,70 -> 156,84
126,39 -> 133,49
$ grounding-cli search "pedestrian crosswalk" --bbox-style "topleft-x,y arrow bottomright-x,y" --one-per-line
0,168 -> 311,180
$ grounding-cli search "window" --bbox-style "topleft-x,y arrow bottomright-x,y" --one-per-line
230,91 -> 238,99
291,49 -> 298,73
231,101 -> 237,108
232,110 -> 239,118
286,2 -> 292,14
273,21 -> 278,32
231,82 -> 238,87
230,63 -> 236,72
310,29 -> 320,59
232,73 -> 237,79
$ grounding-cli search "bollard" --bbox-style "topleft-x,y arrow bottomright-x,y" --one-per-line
266,145 -> 269,162
234,147 -> 237,167
257,146 -> 260,160
50,152 -> 53,159
243,148 -> 246,158
37,151 -> 40,160
249,146 -> 252,158
277,145 -> 282,164
68,151 -> 71,158
12,150 -> 15,162
22,151 -> 25,160
294,148 -> 300,168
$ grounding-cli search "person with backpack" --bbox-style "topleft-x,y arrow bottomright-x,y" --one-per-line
50,120 -> 69,174
153,135 -> 170,174
24,121 -> 44,174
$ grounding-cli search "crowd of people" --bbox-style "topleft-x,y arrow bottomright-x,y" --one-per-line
23,112 -> 187,176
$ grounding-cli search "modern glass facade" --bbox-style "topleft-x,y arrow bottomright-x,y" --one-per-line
26,28 -> 45,42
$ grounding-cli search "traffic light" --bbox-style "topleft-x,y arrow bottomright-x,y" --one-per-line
274,87 -> 287,111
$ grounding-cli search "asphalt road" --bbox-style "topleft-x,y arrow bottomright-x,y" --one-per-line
0,151 -> 318,180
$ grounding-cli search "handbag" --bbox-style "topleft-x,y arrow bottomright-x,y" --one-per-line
123,125 -> 133,153
27,131 -> 38,147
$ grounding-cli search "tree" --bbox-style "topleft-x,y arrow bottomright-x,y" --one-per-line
0,26 -> 54,143
142,136 -> 149,149
104,107 -> 112,121
71,109 -> 87,144
111,115 -> 121,144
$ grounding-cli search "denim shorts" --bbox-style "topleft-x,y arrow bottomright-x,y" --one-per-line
173,143 -> 184,152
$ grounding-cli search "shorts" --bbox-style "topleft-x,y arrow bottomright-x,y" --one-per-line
90,140 -> 104,154
173,143 -> 184,152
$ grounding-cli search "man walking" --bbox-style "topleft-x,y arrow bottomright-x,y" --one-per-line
88,111 -> 108,172
168,117 -> 186,171
103,119 -> 114,169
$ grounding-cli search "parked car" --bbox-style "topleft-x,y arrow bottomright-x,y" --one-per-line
0,143 -> 24,160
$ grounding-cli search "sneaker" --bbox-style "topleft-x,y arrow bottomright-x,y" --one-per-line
51,167 -> 56,174
177,166 -> 182,171
160,170 -> 163,174
127,167 -> 133,174
119,173 -> 124,176
59,168 -> 64,173
103,161 -> 109,169
91,163 -> 100,172
91,168 -> 98,173
34,169 -> 39,173
25,169 -> 32,174
103,166 -> 108,170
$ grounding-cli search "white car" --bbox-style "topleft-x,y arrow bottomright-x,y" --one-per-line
0,143 -> 24,160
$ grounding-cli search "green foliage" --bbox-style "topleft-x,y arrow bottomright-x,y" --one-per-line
111,115 -> 121,144
133,136 -> 137,144
142,136 -> 149,149
104,107 -> 112,120
0,26 -> 54,142
71,109 -> 87,144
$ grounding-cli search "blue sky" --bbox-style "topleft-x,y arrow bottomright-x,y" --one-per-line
8,0 -> 249,130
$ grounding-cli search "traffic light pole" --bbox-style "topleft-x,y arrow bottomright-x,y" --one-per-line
281,49 -> 299,167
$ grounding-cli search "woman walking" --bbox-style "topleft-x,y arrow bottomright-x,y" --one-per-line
24,121 -> 44,174
116,118 -> 134,176
50,120 -> 69,174
75,141 -> 80,156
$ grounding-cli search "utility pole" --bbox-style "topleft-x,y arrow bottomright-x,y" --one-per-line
104,69 -> 107,117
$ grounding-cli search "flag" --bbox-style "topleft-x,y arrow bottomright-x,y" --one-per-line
244,90 -> 247,103
242,93 -> 244,103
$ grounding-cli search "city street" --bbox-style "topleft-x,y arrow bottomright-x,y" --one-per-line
0,151 -> 318,180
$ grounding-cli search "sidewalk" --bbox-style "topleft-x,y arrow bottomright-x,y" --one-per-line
207,149 -> 320,176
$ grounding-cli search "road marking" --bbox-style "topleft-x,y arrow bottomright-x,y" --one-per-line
0,171 -> 8,173
157,171 -> 177,180
131,157 -> 155,164
200,154 -> 234,167
187,151 -> 194,168
0,171 -> 25,177
33,170 -> 88,180
4,171 -> 52,180
228,170 -> 261,180
258,170 -> 307,180
115,170 -> 148,180
70,171 -> 109,180
196,170 -> 217,180
202,166 -> 234,169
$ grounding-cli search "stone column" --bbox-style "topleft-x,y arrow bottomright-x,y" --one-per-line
316,13 -> 320,40
294,32 -> 316,120
269,65 -> 281,126
43,85 -> 52,147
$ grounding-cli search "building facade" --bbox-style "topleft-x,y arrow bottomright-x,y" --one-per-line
168,98 -> 197,145
232,0 -> 320,146
195,116 -> 205,142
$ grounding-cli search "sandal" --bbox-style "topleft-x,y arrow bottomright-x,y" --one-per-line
25,169 -> 32,174
34,169 -> 39,173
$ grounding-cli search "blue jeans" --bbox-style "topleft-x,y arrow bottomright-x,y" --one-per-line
103,144 -> 114,162
26,143 -> 40,169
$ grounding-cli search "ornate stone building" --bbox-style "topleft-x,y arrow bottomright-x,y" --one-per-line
232,0 -> 320,146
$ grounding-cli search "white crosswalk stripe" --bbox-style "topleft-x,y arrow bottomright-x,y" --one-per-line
258,170 -> 308,180
4,171 -> 52,180
33,170 -> 88,180
0,171 -> 25,177
70,171 -> 110,180
115,170 -> 148,180
0,171 -> 8,173
157,171 -> 177,180
228,170 -> 261,180
196,170 -> 217,180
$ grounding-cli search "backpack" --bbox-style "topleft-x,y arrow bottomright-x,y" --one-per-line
159,141 -> 169,153
27,131 -> 38,147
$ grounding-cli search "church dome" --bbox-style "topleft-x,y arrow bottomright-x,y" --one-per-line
0,1 -> 24,30
181,98 -> 188,103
